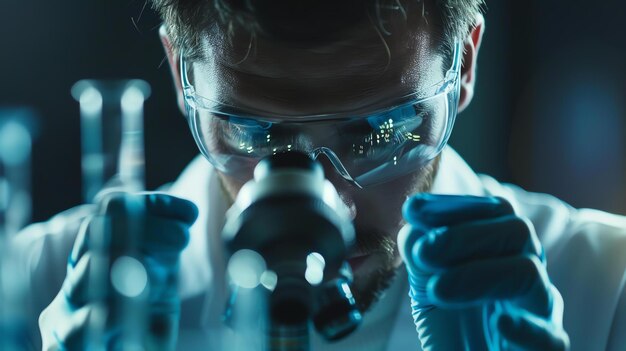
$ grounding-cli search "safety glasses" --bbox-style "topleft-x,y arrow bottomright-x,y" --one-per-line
181,42 -> 462,188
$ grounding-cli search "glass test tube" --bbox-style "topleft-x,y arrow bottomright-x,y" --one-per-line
72,80 -> 151,350
72,80 -> 150,202
223,251 -> 271,351
0,111 -> 34,350
0,115 -> 32,238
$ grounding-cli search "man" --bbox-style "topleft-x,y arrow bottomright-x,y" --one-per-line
14,0 -> 626,350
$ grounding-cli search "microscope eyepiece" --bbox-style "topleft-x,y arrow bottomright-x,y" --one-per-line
253,152 -> 323,180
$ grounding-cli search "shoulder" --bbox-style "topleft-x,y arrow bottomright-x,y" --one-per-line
167,155 -> 213,199
14,205 -> 94,300
477,175 -> 576,250
478,175 -> 626,349
479,175 -> 626,270
478,174 -> 626,283
11,205 -> 94,349
15,205 -> 93,265
550,210 -> 626,350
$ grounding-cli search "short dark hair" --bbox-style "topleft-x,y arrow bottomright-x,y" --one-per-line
151,0 -> 484,60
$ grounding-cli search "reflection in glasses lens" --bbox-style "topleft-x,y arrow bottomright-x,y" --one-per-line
181,42 -> 463,187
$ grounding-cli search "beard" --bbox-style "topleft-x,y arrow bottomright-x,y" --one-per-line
349,156 -> 441,313
350,230 -> 399,312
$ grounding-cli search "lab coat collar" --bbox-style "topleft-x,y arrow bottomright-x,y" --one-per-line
430,146 -> 487,197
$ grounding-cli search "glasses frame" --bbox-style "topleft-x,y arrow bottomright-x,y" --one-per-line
180,41 -> 463,187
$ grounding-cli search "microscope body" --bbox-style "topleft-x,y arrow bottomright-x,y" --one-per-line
222,153 -> 362,350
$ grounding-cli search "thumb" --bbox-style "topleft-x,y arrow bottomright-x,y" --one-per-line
397,224 -> 434,308
397,223 -> 423,276
98,192 -> 199,226
144,192 -> 199,225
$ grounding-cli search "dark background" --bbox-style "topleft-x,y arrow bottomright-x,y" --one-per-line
1,1 -> 625,223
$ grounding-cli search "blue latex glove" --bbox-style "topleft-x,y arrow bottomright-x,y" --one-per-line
398,194 -> 570,351
39,192 -> 198,350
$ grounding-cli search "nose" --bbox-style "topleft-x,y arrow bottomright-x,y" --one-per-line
314,153 -> 358,221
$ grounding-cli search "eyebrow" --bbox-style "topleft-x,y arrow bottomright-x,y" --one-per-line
186,39 -> 454,120
202,91 -> 438,125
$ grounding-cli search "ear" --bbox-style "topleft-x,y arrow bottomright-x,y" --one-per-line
457,13 -> 485,113
159,26 -> 187,115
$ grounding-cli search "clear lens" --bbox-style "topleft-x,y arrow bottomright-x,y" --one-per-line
352,85 -> 458,186
187,80 -> 458,187
182,41 -> 462,187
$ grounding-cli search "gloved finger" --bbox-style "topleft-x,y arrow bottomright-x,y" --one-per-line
402,194 -> 514,228
99,192 -> 198,225
415,215 -> 543,270
77,212 -> 190,258
144,301 -> 181,349
65,240 -> 184,310
142,254 -> 179,302
118,216 -> 191,257
63,252 -> 91,308
144,193 -> 198,225
80,213 -> 190,259
548,285 -> 565,327
50,303 -> 179,351
428,255 -> 553,318
95,299 -> 181,350
397,223 -> 429,276
96,299 -> 179,350
414,305 -> 490,350
63,252 -> 110,308
68,216 -> 92,268
496,308 -> 570,351
57,303 -> 141,351
73,215 -> 114,255
398,224 -> 437,307
50,303 -> 105,351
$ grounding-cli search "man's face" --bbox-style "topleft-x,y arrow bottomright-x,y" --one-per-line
189,12 -> 449,311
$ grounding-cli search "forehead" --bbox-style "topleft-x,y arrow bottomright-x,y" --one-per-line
191,15 -> 446,117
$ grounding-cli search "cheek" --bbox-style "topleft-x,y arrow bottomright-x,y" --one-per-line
354,172 -> 423,223
351,157 -> 439,241
217,172 -> 247,203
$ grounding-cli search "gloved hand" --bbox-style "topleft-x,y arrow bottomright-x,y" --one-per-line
39,192 -> 198,351
398,194 -> 570,351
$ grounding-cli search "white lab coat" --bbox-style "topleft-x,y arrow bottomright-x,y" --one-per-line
13,147 -> 626,350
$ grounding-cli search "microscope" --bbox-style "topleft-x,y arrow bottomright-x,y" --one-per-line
222,152 -> 362,350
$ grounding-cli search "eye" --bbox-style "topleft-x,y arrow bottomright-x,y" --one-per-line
214,115 -> 304,156
369,105 -> 427,141
228,116 -> 273,130
366,103 -> 424,129
392,110 -> 428,143
212,114 -> 273,155
345,102 -> 435,160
